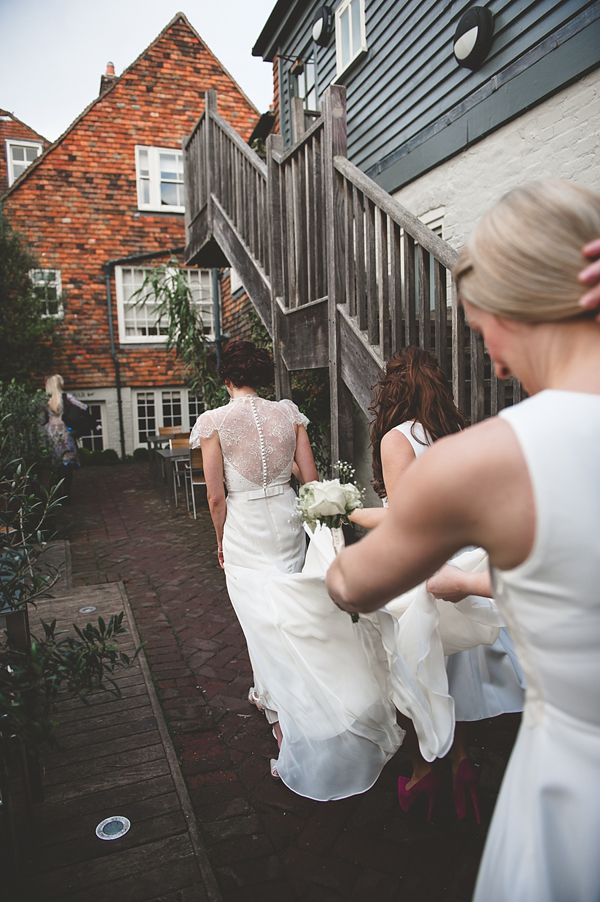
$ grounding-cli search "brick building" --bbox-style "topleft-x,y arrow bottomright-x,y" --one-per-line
3,12 -> 260,455
0,109 -> 48,193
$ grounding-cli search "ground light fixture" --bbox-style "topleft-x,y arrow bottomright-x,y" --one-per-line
96,816 -> 131,840
312,6 -> 333,47
453,6 -> 494,70
79,606 -> 97,614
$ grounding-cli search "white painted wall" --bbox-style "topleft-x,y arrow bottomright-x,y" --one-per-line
392,69 -> 600,250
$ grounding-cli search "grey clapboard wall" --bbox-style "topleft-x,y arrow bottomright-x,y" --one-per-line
255,0 -> 600,192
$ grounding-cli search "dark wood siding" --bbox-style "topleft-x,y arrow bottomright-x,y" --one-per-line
264,0 -> 600,188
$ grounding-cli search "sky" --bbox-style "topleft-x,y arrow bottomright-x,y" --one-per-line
0,0 -> 277,142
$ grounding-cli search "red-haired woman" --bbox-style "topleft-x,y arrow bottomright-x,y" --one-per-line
190,341 -> 403,799
352,346 -> 524,821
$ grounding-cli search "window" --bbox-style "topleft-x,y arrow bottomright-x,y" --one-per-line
293,53 -> 318,112
6,139 -> 42,186
30,269 -> 63,317
115,266 -> 214,344
136,392 -> 157,444
135,146 -> 185,212
335,0 -> 367,77
161,390 -> 182,429
135,388 -> 199,446
188,394 -> 204,426
79,403 -> 104,451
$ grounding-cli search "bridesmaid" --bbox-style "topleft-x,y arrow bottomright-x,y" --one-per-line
328,180 -> 600,902
351,347 -> 524,822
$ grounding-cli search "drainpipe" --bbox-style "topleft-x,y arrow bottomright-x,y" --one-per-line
103,247 -> 184,459
212,267 -> 223,368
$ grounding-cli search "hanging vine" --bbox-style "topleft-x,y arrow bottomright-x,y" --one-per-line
132,259 -> 228,411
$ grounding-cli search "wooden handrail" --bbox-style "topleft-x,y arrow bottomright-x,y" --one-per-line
333,156 -> 458,271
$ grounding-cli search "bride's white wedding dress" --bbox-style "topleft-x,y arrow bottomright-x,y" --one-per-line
190,395 -> 403,801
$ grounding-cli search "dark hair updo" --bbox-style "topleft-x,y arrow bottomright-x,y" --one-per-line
218,340 -> 274,389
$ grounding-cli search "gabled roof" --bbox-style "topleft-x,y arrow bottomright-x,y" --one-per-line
252,0 -> 305,62
0,109 -> 48,144
3,11 -> 259,198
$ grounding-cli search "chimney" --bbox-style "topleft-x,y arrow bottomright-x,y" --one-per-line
99,61 -> 118,97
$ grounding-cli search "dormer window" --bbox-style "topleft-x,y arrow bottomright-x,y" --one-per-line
6,139 -> 42,186
135,145 -> 185,213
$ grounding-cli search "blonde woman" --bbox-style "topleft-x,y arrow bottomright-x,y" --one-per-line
328,180 -> 600,902
43,374 -> 88,503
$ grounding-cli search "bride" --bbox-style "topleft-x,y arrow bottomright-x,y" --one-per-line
190,340 -> 403,800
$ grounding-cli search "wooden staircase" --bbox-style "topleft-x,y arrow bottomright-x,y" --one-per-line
183,86 -> 521,462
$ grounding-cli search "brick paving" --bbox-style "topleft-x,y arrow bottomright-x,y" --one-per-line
63,463 -> 520,902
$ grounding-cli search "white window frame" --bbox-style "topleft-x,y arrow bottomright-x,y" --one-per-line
134,145 -> 185,213
115,265 -> 214,345
5,139 -> 42,186
30,269 -> 63,318
79,402 -> 106,452
334,0 -> 368,78
134,387 -> 200,447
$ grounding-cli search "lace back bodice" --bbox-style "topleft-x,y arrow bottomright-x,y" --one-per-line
190,396 -> 309,493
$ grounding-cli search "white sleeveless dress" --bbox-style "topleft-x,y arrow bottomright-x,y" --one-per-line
190,396 -> 403,801
385,421 -> 525,722
473,391 -> 600,902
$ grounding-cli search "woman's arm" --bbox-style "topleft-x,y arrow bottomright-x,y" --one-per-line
426,564 -> 492,603
326,419 -> 534,614
200,432 -> 227,569
294,425 -> 318,484
349,429 -> 416,529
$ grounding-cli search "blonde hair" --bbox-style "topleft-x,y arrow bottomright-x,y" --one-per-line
45,374 -> 64,414
454,180 -> 600,322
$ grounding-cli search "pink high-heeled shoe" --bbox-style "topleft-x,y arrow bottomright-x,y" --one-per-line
453,758 -> 481,824
397,770 -> 442,822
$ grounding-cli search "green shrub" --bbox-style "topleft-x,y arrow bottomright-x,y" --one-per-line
133,447 -> 149,462
0,382 -> 49,469
101,448 -> 120,465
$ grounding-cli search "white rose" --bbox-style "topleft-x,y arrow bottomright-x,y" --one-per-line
307,479 -> 347,518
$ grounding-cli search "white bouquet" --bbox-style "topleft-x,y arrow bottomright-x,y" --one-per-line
297,478 -> 363,530
297,463 -> 364,622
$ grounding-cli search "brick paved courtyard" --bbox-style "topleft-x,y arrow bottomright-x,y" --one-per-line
63,463 -> 520,902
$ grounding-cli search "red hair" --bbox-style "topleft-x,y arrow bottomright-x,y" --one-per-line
370,347 -> 467,497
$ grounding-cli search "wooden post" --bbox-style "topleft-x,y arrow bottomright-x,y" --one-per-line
267,134 -> 291,399
204,90 -> 217,230
322,85 -> 348,465
291,96 -> 305,143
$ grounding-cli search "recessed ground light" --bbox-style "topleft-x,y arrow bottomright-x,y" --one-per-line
95,816 -> 131,840
79,606 -> 97,614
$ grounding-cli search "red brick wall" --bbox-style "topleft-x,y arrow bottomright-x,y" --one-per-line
0,111 -> 47,193
4,14 -> 259,390
220,272 -> 254,342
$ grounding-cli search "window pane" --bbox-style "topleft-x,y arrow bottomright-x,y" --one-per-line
25,146 -> 38,162
11,146 -> 25,162
340,8 -> 350,69
141,180 -> 150,205
162,390 -> 182,428
160,153 -> 177,180
137,392 -> 156,443
80,404 -> 104,451
161,182 -> 178,206
351,0 -> 361,55
138,148 -> 149,176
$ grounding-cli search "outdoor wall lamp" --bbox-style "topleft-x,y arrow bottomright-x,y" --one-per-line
312,6 -> 333,47
453,6 -> 494,70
